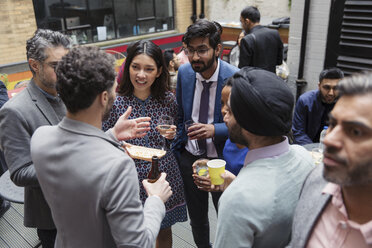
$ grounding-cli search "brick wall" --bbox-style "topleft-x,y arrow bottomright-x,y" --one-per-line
0,0 -> 37,65
175,0 -> 210,34
287,0 -> 332,94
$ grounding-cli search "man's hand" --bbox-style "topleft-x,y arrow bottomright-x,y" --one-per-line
143,173 -> 173,203
112,106 -> 151,141
210,170 -> 236,192
187,123 -> 215,140
156,125 -> 177,140
192,159 -> 213,192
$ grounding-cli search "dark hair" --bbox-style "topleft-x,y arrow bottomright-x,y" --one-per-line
56,46 -> 115,113
223,77 -> 233,88
118,40 -> 169,100
183,19 -> 221,50
213,21 -> 223,35
338,71 -> 372,97
241,6 -> 261,23
26,29 -> 72,75
163,48 -> 175,67
319,68 -> 344,83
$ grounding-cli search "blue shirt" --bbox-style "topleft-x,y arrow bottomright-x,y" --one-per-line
223,138 -> 248,176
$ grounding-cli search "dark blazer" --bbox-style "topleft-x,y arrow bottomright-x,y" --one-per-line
0,80 -> 8,108
289,165 -> 331,247
292,90 -> 333,145
174,59 -> 239,158
239,25 -> 283,73
0,81 -> 9,174
0,79 -> 65,229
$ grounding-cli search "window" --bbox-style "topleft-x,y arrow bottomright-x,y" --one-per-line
32,0 -> 174,44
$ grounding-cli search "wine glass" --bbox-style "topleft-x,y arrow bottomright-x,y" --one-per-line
157,115 -> 173,150
184,120 -> 205,156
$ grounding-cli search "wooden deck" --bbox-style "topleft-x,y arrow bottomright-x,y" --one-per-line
0,196 -> 217,248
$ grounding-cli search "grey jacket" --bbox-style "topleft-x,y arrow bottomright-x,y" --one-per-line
31,117 -> 165,248
0,79 -> 64,228
289,165 -> 331,247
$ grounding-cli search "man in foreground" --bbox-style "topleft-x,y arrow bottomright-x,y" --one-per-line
214,68 -> 314,247
290,72 -> 372,247
31,46 -> 172,247
293,68 -> 344,145
239,6 -> 283,72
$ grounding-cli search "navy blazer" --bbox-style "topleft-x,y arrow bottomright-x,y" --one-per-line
0,81 -> 8,108
292,90 -> 333,145
174,60 -> 239,158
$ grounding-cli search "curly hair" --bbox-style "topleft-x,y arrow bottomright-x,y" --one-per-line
118,40 -> 169,100
26,29 -> 72,75
56,46 -> 116,113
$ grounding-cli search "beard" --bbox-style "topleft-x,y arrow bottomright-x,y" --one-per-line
323,146 -> 372,186
228,122 -> 249,147
39,67 -> 57,90
191,54 -> 216,73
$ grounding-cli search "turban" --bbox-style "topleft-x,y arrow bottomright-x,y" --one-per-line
230,68 -> 294,136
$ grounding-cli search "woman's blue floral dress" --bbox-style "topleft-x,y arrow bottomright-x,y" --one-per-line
103,92 -> 187,229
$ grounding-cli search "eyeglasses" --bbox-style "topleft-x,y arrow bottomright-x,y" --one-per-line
184,47 -> 211,57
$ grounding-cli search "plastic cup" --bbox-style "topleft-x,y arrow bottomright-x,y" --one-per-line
195,161 -> 209,176
311,148 -> 323,165
207,159 -> 226,185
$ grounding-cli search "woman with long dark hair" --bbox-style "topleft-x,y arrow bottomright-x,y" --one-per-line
103,40 -> 187,248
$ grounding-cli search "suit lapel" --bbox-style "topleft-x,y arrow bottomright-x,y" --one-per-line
302,193 -> 331,246
27,79 -> 64,125
185,69 -> 196,120
214,60 -> 225,123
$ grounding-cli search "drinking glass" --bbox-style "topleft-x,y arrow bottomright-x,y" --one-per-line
157,115 -> 173,150
311,148 -> 323,165
184,120 -> 205,156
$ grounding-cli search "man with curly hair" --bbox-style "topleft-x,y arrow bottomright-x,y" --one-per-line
30,46 -> 172,248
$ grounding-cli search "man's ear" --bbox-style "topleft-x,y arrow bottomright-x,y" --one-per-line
318,82 -> 321,90
215,43 -> 222,57
29,59 -> 40,73
100,90 -> 109,106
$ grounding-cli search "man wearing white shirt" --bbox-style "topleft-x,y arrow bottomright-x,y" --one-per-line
174,20 -> 238,248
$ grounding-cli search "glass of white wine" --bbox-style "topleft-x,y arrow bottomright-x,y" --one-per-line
157,115 -> 173,150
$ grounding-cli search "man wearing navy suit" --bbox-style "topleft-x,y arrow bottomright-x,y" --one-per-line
175,20 -> 239,248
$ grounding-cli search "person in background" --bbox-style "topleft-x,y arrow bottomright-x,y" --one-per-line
31,46 -> 171,248
164,48 -> 180,93
293,68 -> 344,145
290,72 -> 372,248
239,6 -> 283,73
103,40 -> 187,248
0,80 -> 10,218
213,68 -> 314,248
228,30 -> 245,69
177,36 -> 189,66
174,19 -> 238,248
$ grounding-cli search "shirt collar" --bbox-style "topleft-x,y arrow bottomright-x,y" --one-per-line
36,85 -> 59,101
196,59 -> 220,83
322,182 -> 372,244
244,136 -> 289,165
